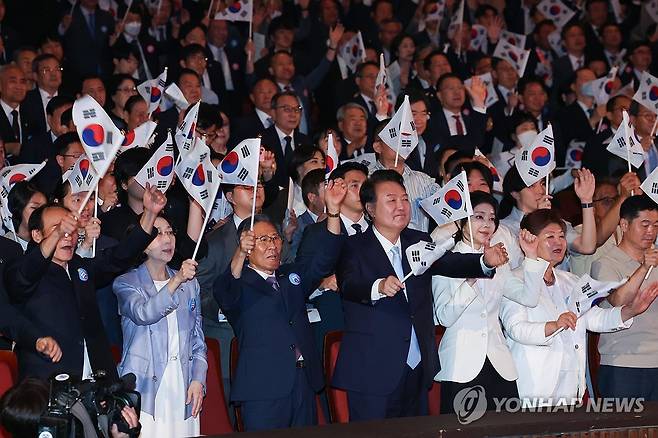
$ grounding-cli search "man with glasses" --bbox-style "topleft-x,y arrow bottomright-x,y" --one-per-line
179,43 -> 219,105
22,54 -> 62,135
213,178 -> 347,431
0,64 -> 31,158
629,101 -> 658,179
350,61 -> 387,132
260,91 -> 312,187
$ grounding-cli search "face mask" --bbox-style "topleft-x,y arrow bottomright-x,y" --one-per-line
517,130 -> 538,149
125,22 -> 142,37
580,80 -> 597,97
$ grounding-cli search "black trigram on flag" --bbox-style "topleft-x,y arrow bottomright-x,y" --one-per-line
410,120 -> 416,131
200,152 -> 208,161
388,128 -> 397,138
521,150 -> 528,161
543,135 -> 554,146
240,145 -> 250,158
147,167 -> 155,179
456,180 -> 464,191
528,168 -> 539,177
75,175 -> 83,187
157,180 -> 167,190
106,132 -> 113,144
411,250 -> 421,262
425,242 -> 436,251
0,187 -> 7,198
91,152 -> 105,161
652,182 -> 658,195
85,174 -> 94,185
581,282 -> 597,299
575,301 -> 581,314
199,189 -> 209,200
237,168 -> 249,181
401,138 -> 412,148
206,171 -> 214,183
183,167 -> 194,179
616,137 -> 627,148
82,109 -> 96,119
441,208 -> 452,218
432,197 -> 440,206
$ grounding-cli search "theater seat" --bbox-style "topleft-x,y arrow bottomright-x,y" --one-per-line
0,350 -> 17,438
428,326 -> 446,416
200,338 -> 233,435
587,331 -> 601,398
110,345 -> 122,365
323,331 -> 348,423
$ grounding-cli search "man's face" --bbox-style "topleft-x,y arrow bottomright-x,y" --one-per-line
338,107 -> 367,142
631,105 -> 657,137
474,57 -> 492,75
367,180 -> 410,232
47,102 -> 72,136
563,25 -> 586,54
182,51 -> 207,77
534,23 -> 557,50
0,67 -> 27,105
521,82 -> 547,114
606,96 -> 630,129
379,21 -> 402,48
428,54 -> 452,84
438,77 -> 465,111
592,184 -> 617,222
372,2 -> 393,24
82,78 -> 106,106
273,95 -> 302,132
36,57 -> 62,91
630,46 -> 652,72
33,207 -> 76,264
208,19 -> 229,47
342,170 -> 366,214
269,52 -> 295,82
248,221 -> 282,272
179,73 -> 202,104
127,100 -> 149,130
250,80 -> 277,111
574,68 -> 596,99
115,54 -> 139,75
56,141 -> 84,172
494,59 -> 518,89
355,64 -> 378,97
601,25 -> 622,49
587,1 -> 608,26
228,184 -> 265,216
410,100 -> 428,136
184,27 -> 207,47
272,28 -> 294,49
41,40 -> 64,62
320,0 -> 339,25
622,210 -> 658,251
15,50 -> 36,79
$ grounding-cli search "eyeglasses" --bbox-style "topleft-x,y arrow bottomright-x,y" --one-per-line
61,153 -> 83,159
41,67 -> 63,75
412,110 -> 431,117
117,86 -> 137,93
275,105 -> 303,114
255,234 -> 282,246
196,128 -> 218,139
593,196 -> 617,205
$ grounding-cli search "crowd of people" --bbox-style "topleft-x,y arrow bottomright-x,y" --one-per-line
0,0 -> 657,435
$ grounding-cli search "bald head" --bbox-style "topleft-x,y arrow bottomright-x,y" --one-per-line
0,64 -> 27,107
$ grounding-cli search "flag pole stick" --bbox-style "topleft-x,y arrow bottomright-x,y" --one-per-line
207,0 -> 214,20
394,145 -> 400,168
77,185 -> 97,216
545,173 -> 549,196
249,182 -> 257,230
467,215 -> 475,250
596,117 -> 603,134
92,185 -> 98,258
70,0 -> 77,15
651,118 -> 658,138
401,271 -> 414,283
646,266 -> 654,280
627,145 -> 634,196
192,183 -> 216,261
121,0 -> 133,29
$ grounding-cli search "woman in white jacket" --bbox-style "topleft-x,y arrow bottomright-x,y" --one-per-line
433,191 -> 549,413
500,209 -> 658,407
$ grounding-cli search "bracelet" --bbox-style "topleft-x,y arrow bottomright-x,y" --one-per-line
327,211 -> 340,218
581,202 -> 593,209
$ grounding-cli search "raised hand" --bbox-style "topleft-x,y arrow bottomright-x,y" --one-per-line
239,229 -> 256,255
328,23 -> 345,48
574,168 -> 595,203
538,194 -> 553,209
465,75 -> 487,109
143,183 -> 167,216
643,248 -> 658,269
259,147 -> 276,181
483,239 -> 508,268
82,217 -> 101,249
623,282 -> 658,321
618,172 -> 641,197
519,228 -> 539,260
325,177 -> 347,212
58,213 -> 79,238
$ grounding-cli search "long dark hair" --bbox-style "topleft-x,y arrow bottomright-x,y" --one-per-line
499,166 -> 528,219
454,191 -> 499,243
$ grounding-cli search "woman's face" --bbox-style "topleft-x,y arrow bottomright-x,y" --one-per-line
514,179 -> 546,213
464,202 -> 496,247
20,192 -> 47,233
112,79 -> 137,111
318,129 -> 343,157
535,222 -> 567,265
298,151 -> 325,181
62,189 -> 95,227
213,112 -> 230,149
467,169 -> 490,193
144,217 -> 176,263
397,37 -> 416,62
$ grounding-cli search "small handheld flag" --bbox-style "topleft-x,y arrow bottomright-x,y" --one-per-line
134,132 -> 175,192
420,170 -> 472,226
514,124 -> 556,187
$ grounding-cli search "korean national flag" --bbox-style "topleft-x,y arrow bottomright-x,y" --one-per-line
514,124 -> 556,187
164,83 -> 190,112
493,40 -> 530,78
405,238 -> 455,276
469,24 -> 487,53
338,31 -> 366,74
174,101 -> 200,157
137,68 -> 167,116
73,95 -> 124,178
588,67 -> 618,105
500,29 -> 526,49
379,95 -> 418,160
474,148 -> 502,192
175,138 -> 220,214
118,120 -> 157,156
633,71 -> 658,115
218,138 -> 260,187
62,154 -> 98,194
0,161 -> 47,192
325,133 -> 339,177
565,275 -> 626,317
134,132 -> 175,193
465,73 -> 498,108
214,0 -> 253,22
537,0 -> 576,28
420,170 -> 472,226
607,110 -> 644,168
641,166 -> 658,205
565,141 -> 585,169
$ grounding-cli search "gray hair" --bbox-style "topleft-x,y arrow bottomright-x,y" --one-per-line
336,102 -> 368,122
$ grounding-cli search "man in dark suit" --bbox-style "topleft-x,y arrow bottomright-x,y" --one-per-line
488,58 -> 520,151
336,102 -> 374,160
0,64 -> 34,160
334,169 -> 508,421
213,179 -> 347,431
260,91 -> 312,188
551,22 -> 592,103
206,18 -> 245,118
289,169 -> 326,258
21,54 -> 63,137
431,72 -> 487,155
4,185 -> 166,380
112,7 -> 161,84
619,41 -> 652,89
348,61 -> 385,132
230,77 -> 277,147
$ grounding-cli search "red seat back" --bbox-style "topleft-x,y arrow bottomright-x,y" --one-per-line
323,331 -> 349,423
0,350 -> 18,438
200,338 -> 233,435
428,326 -> 445,416
588,331 -> 601,398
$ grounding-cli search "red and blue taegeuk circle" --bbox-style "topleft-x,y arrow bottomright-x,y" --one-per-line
531,146 -> 552,166
122,130 -> 135,146
80,159 -> 90,178
325,156 -> 335,173
8,173 -> 25,185
507,51 -> 518,62
549,5 -> 561,15
444,189 -> 462,209
82,123 -> 105,147
569,149 -> 583,162
150,87 -> 161,103
192,164 -> 205,186
649,86 -> 658,101
604,81 -> 615,94
157,156 -> 173,176
490,166 -> 500,182
228,1 -> 242,13
221,151 -> 239,174
187,122 -> 196,140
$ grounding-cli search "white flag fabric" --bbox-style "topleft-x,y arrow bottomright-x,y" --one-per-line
325,133 -> 339,176
547,29 -> 566,57
565,141 -> 585,169
344,152 -> 377,168
646,0 -> 658,23
214,0 -> 253,22
633,71 -> 658,114
208,188 -> 234,227
118,120 -> 157,155
405,238 -> 456,276
641,167 -> 658,204
474,148 -> 502,192
73,95 -> 124,178
425,0 -> 445,23
607,111 -> 644,168
378,95 -> 418,160
565,275 -> 626,317
537,0 -> 576,28
610,0 -> 623,23
514,124 -> 556,187
137,68 -> 167,116
587,67 -> 618,105
134,132 -> 175,193
469,24 -> 487,53
420,170 -> 472,225
174,101 -> 200,157
175,139 -> 220,214
448,0 -> 464,40
62,155 -> 98,194
465,73 -> 498,108
500,30 -> 526,49
375,53 -> 396,107
164,83 -> 190,111
0,162 -> 47,190
338,31 -> 366,74
218,138 -> 260,186
493,40 -> 530,77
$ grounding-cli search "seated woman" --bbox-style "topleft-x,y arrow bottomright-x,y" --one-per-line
500,209 -> 658,406
433,191 -> 549,413
113,214 -> 207,437
6,182 -> 47,251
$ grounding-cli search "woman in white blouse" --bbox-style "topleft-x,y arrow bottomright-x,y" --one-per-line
500,209 -> 658,407
433,191 -> 549,413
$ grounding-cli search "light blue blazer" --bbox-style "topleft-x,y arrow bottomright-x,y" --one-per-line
113,263 -> 207,418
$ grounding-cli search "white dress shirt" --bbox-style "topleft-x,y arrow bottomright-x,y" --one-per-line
1,99 -> 21,142
568,53 -> 585,71
340,213 -> 369,236
39,88 -> 57,124
255,108 -> 272,128
275,125 -> 295,156
208,43 -> 235,91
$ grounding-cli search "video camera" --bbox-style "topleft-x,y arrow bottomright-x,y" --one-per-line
37,370 -> 141,438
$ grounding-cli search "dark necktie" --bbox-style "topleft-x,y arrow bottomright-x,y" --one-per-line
10,109 -> 19,141
283,135 -> 293,157
453,114 -> 464,136
586,107 -> 594,118
351,223 -> 362,234
265,275 -> 279,291
87,12 -> 96,38
368,100 -> 377,116
266,117 -> 274,128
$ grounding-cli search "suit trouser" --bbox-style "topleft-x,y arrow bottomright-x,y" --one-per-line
202,317 -> 235,422
347,363 -> 427,421
598,365 -> 658,401
240,366 -> 316,431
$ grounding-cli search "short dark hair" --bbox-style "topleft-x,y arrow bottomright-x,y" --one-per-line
301,168 -> 326,208
124,94 -> 146,114
31,53 -> 59,73
329,161 -> 369,181
236,214 -> 279,237
359,169 -> 405,217
178,68 -> 201,85
394,88 -> 428,112
54,132 -> 81,156
475,4 -> 498,18
436,72 -> 462,91
620,195 -> 658,222
520,208 -> 567,236
12,46 -> 36,63
423,50 -> 448,71
451,161 -> 494,192
179,21 -> 207,41
518,76 -> 548,96
561,21 -> 585,40
269,49 -> 294,67
114,147 -> 152,204
511,111 -> 539,132
112,43 -> 139,61
606,94 -> 629,113
356,61 -> 379,77
289,145 -> 325,183
181,43 -> 206,62
7,182 -> 43,232
197,102 -> 223,131
0,378 -> 49,437
250,77 -> 277,94
27,203 -> 69,234
271,90 -> 299,109
46,95 -> 74,116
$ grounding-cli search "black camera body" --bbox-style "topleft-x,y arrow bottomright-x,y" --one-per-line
37,370 -> 141,438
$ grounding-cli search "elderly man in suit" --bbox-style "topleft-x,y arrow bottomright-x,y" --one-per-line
21,54 -> 62,136
230,78 -> 278,146
334,169 -> 509,421
213,178 -> 347,431
0,64 -> 33,159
